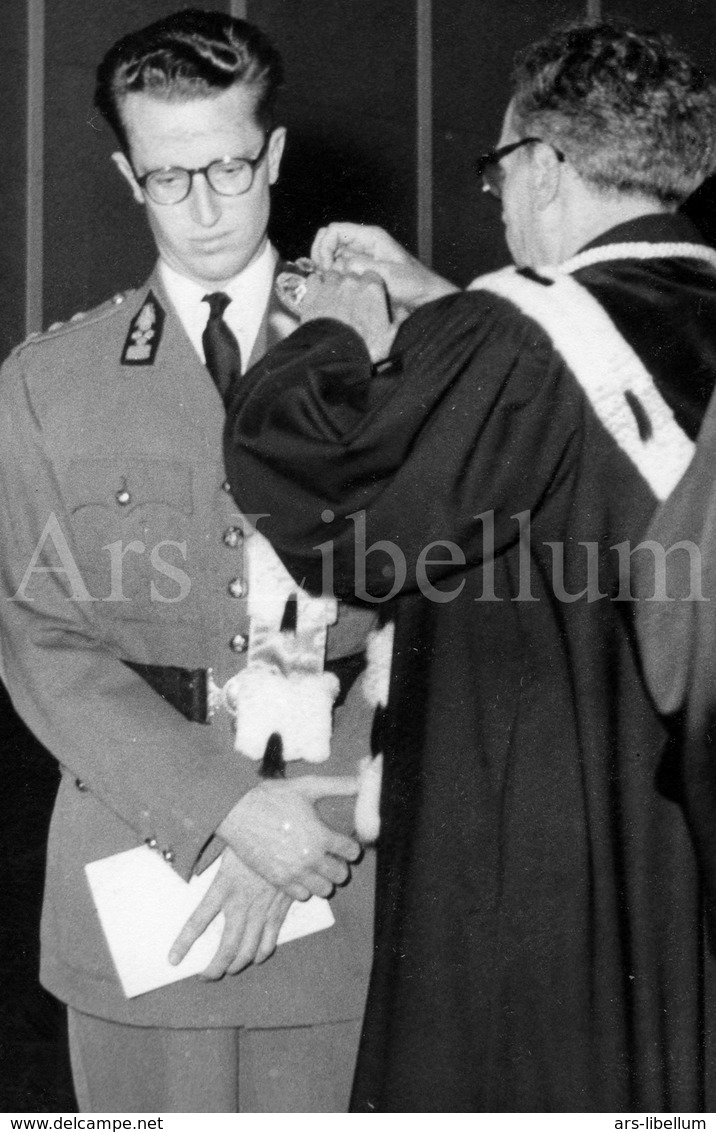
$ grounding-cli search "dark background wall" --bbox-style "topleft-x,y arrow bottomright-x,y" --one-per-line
432,0 -> 587,283
0,3 -> 30,365
248,0 -> 419,262
2,0 -> 716,1112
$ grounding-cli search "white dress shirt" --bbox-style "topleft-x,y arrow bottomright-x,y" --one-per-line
159,241 -> 277,372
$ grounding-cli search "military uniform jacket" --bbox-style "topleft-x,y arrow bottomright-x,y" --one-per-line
0,265 -> 374,1028
225,215 -> 716,1110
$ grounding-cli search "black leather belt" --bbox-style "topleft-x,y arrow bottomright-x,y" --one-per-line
123,652 -> 367,725
123,661 -> 210,723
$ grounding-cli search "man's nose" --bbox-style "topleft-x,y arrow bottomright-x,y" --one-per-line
188,173 -> 222,227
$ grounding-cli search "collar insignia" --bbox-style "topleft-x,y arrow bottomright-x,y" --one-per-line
121,291 -> 165,366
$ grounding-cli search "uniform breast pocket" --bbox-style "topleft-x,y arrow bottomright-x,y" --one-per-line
63,457 -> 195,615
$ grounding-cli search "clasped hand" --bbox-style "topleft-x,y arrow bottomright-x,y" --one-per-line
169,776 -> 360,977
169,847 -> 292,979
217,775 -> 361,901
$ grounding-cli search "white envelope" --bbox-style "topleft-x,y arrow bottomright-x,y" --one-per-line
85,845 -> 335,998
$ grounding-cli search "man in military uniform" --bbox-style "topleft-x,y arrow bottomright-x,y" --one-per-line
0,9 -> 374,1113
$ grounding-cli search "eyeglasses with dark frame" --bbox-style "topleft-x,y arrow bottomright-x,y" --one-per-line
132,132 -> 272,206
476,137 -> 565,200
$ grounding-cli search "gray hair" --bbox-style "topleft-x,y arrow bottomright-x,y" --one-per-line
511,22 -> 716,205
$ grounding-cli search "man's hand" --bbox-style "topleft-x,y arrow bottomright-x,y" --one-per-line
310,222 -> 458,314
301,269 -> 397,362
217,776 -> 361,902
169,848 -> 292,979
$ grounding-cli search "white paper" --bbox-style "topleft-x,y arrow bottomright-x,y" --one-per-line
85,845 -> 334,998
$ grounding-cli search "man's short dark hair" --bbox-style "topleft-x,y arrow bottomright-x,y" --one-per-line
95,8 -> 284,153
511,21 -> 716,205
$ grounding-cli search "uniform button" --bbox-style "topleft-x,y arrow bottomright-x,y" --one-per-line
145,837 -> 158,849
75,778 -> 87,792
228,578 -> 246,598
116,489 -> 131,506
230,632 -> 248,654
162,848 -> 175,863
222,479 -> 233,493
223,526 -> 244,548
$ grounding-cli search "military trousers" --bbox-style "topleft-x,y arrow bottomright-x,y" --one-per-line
67,1008 -> 363,1113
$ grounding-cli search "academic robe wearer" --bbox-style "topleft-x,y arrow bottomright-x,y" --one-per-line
224,214 -> 716,1112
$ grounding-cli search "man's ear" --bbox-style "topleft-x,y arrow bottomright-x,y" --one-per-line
531,142 -> 563,211
267,127 -> 286,186
111,151 -> 144,205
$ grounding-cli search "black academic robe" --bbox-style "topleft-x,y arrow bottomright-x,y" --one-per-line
224,214 -> 716,1112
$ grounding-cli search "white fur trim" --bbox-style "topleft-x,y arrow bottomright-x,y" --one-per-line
352,624 -> 394,843
246,530 -> 337,629
354,754 -> 383,844
469,265 -> 694,500
362,622 -> 395,708
214,532 -> 339,764
222,667 -> 340,763
557,241 -> 716,276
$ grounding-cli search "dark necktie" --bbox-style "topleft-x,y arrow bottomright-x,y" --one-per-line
202,292 -> 242,403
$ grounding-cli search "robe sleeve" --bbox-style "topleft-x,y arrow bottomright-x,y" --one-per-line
224,290 -> 582,601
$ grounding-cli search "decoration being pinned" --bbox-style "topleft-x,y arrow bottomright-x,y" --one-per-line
275,258 -> 322,315
121,291 -> 165,366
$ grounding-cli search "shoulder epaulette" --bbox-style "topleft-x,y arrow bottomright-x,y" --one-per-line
14,290 -> 136,355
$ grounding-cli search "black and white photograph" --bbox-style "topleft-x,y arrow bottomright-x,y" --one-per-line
3,0 -> 716,1120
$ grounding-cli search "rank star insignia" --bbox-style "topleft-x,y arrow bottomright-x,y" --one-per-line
121,291 -> 165,365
